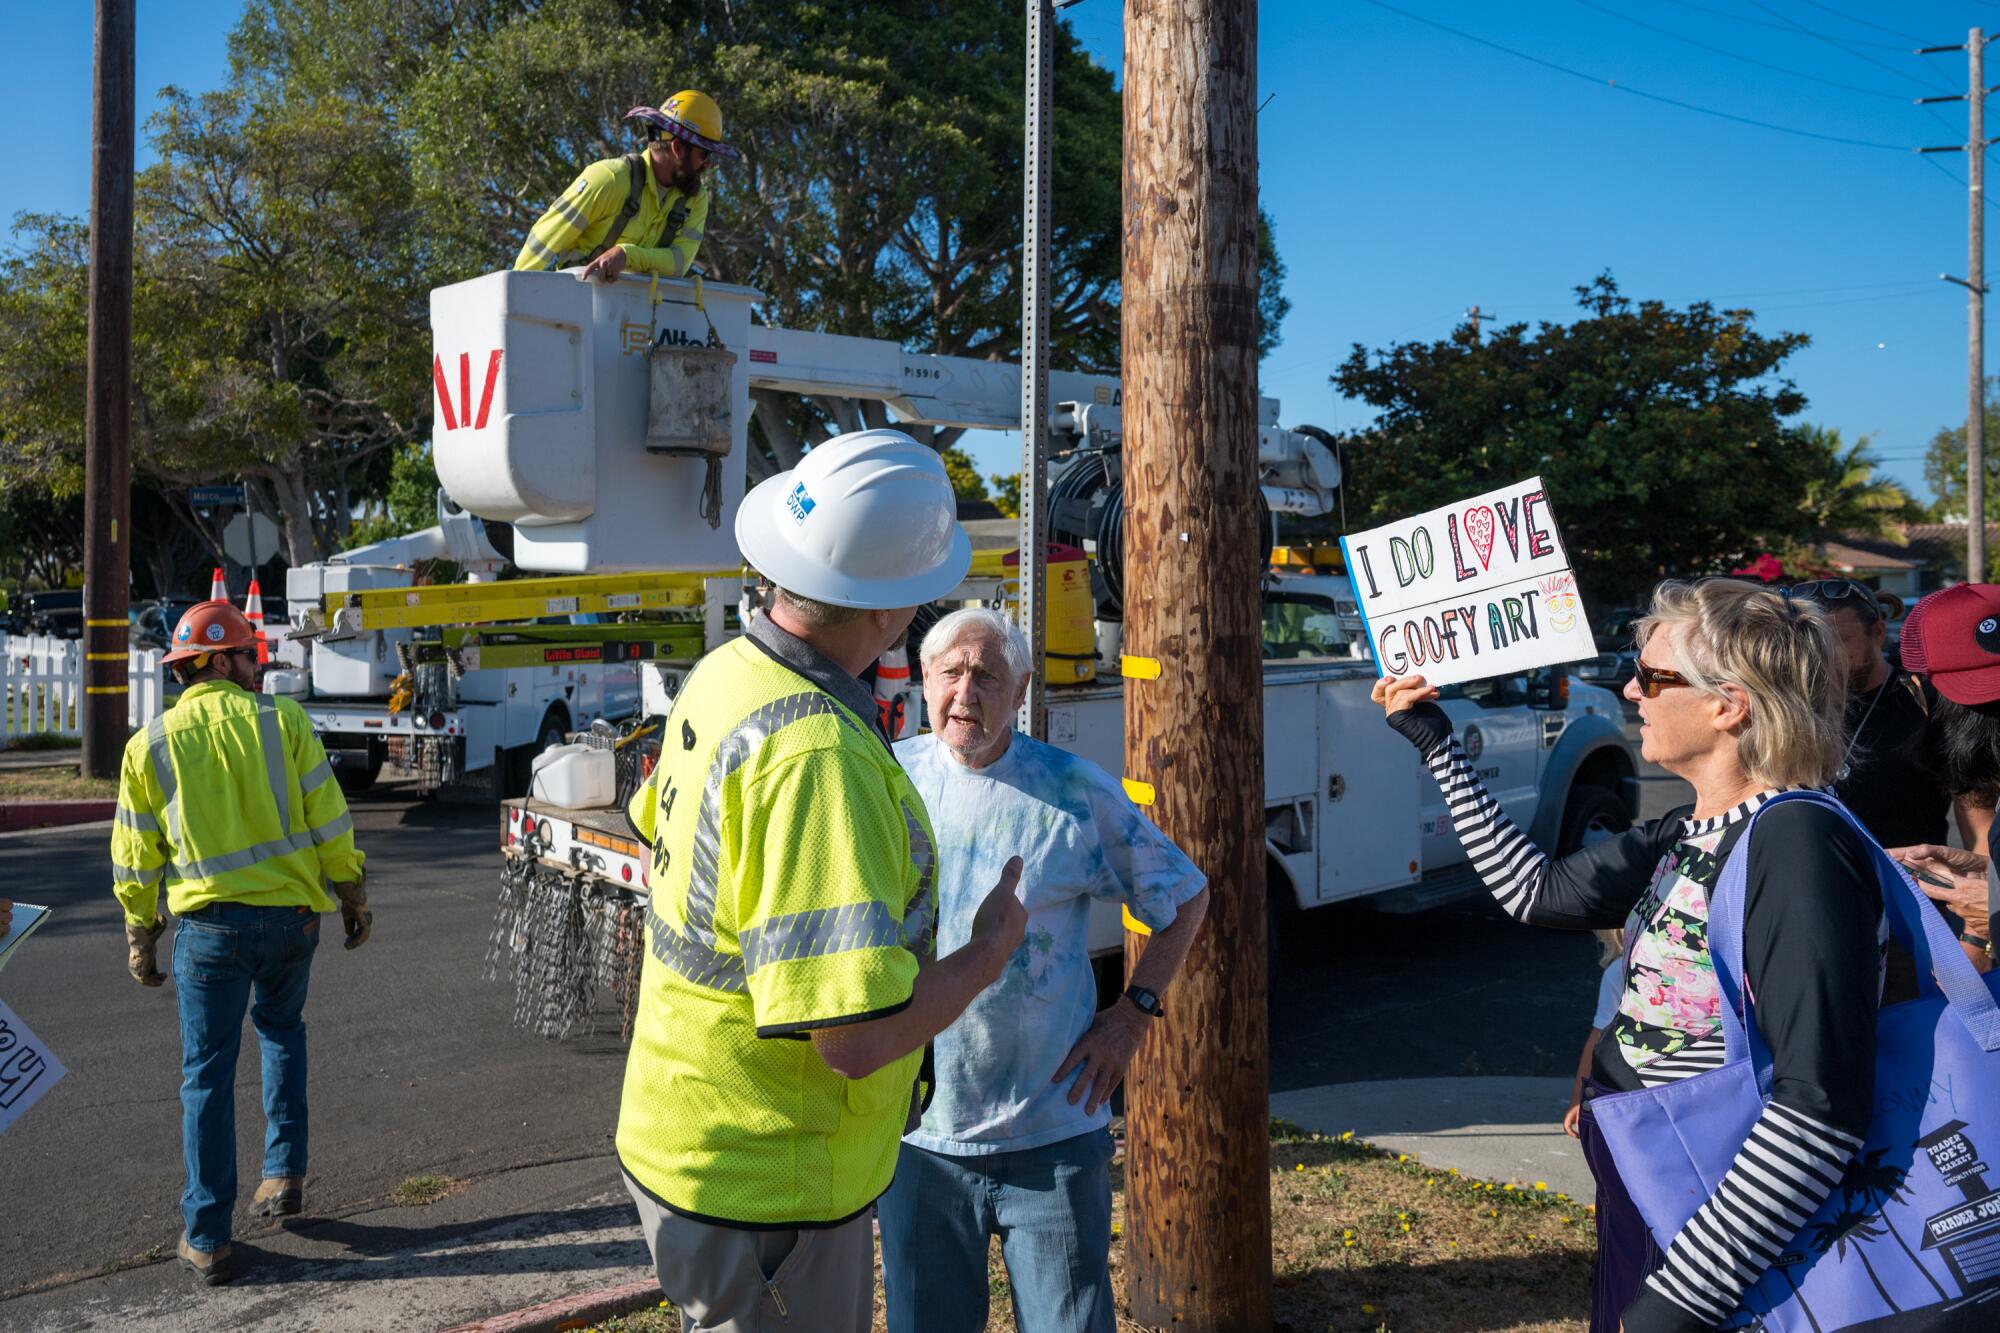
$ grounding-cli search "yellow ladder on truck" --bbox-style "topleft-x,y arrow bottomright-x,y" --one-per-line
313,570 -> 736,633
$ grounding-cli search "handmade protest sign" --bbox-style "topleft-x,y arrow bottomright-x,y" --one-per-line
0,998 -> 66,1137
1338,476 -> 1597,687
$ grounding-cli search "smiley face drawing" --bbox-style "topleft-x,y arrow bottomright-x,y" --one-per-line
1540,574 -> 1580,634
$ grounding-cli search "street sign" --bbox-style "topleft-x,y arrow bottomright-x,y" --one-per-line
222,512 -> 281,567
189,484 -> 247,508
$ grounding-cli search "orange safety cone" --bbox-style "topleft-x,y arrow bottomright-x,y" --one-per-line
243,579 -> 269,665
209,567 -> 228,602
873,645 -> 914,740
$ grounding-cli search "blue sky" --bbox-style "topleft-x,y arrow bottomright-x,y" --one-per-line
6,1 -> 1997,503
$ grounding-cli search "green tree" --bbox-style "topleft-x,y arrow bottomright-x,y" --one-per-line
989,472 -> 1021,517
1330,274 -> 1820,603
346,443 -> 444,548
1795,425 -> 1921,540
938,446 -> 990,505
1923,375 -> 2000,518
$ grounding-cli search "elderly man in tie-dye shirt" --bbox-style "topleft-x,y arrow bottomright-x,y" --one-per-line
879,608 -> 1210,1333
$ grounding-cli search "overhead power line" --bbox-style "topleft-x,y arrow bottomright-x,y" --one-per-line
1572,0 -> 1910,100
1788,0 -> 1929,47
1656,0 -> 1912,51
1360,0 -> 1910,150
1740,0 -> 1958,96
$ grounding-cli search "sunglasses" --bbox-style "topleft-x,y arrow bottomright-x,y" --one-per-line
1633,660 -> 1695,699
1784,579 -> 1883,620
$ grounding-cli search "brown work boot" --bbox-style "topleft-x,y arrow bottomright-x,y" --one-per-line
252,1176 -> 305,1218
177,1235 -> 237,1286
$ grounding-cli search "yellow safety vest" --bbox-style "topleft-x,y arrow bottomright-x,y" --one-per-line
616,630 -> 937,1227
512,154 -> 709,278
111,681 -> 364,926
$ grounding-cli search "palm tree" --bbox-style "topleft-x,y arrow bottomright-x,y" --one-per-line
1811,1207 -> 1901,1312
1771,1249 -> 1824,1333
1795,425 -> 1922,542
1841,1149 -> 1948,1301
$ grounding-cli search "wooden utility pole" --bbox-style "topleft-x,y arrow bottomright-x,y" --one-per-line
1924,27 -> 1990,578
82,0 -> 135,779
1121,0 -> 1271,1328
1972,28 -> 1987,582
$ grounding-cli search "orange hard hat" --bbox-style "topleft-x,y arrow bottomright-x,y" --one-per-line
163,599 -> 259,664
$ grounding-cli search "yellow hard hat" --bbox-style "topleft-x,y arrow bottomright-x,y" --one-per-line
626,90 -> 738,160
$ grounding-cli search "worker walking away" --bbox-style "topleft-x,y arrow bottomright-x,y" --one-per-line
111,601 -> 371,1287
618,429 -> 1029,1333
513,90 -> 736,283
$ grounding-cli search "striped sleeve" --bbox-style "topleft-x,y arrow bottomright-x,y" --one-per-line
284,703 -> 364,884
110,735 -> 170,926
1390,703 -> 1668,929
511,164 -> 617,272
1637,1103 -> 1863,1328
1420,735 -> 1554,921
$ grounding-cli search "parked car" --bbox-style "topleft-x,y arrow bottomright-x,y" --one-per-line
1574,607 -> 1641,695
131,597 -> 209,651
16,589 -> 84,639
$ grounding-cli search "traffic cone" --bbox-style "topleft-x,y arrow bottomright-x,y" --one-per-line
873,645 -> 914,740
209,567 -> 228,602
243,579 -> 269,665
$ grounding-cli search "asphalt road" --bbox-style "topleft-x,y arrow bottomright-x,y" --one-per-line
0,785 -> 632,1298
1,725 -> 1690,1297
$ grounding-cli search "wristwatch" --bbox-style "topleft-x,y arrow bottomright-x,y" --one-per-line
1123,984 -> 1165,1019
1961,930 -> 1994,961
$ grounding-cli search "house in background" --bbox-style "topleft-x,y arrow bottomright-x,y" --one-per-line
1823,522 -> 2000,601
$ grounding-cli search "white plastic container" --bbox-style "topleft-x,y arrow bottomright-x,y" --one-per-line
530,744 -> 616,809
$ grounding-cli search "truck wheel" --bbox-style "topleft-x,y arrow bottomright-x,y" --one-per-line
505,708 -> 570,799
335,755 -> 383,795
1559,785 -> 1630,855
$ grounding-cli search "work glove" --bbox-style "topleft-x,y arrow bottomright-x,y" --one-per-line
332,879 -> 372,951
125,917 -> 167,987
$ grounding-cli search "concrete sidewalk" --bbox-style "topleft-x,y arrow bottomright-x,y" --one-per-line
1273,1075 -> 1595,1201
2,1076 -> 1590,1332
0,1155 -> 654,1333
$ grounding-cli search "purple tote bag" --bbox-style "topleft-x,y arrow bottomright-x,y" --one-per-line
1591,790 -> 2000,1331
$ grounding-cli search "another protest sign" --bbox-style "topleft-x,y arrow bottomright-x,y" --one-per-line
1338,476 -> 1597,687
0,998 -> 67,1137
0,902 -> 50,975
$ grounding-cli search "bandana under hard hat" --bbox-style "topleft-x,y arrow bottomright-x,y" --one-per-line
625,104 -> 740,160
1898,583 -> 2000,705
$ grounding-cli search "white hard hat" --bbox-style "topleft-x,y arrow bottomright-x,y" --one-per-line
736,428 -> 973,609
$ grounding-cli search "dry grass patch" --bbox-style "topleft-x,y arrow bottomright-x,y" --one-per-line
0,768 -> 116,802
580,1120 -> 1593,1333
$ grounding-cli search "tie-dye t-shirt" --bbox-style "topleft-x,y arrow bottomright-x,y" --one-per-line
893,732 -> 1207,1155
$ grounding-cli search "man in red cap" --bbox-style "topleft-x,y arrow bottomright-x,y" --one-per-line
1883,583 -> 2000,975
112,600 -> 371,1284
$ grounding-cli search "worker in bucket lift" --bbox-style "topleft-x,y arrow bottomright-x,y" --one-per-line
111,600 -> 370,1287
617,429 -> 1029,1333
513,90 -> 737,283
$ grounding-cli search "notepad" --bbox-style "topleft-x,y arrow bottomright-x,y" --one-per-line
0,903 -> 50,975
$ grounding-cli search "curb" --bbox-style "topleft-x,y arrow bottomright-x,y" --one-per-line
0,800 -> 115,832
434,1277 -> 664,1333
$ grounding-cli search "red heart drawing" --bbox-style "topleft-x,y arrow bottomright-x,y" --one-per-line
1463,506 -> 1496,569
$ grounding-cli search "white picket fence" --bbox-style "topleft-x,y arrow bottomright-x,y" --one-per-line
1,634 -> 168,743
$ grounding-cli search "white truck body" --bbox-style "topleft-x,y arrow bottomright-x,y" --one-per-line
277,498 -> 644,788
431,270 -> 1636,948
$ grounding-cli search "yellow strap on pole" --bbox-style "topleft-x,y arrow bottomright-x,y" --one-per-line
86,685 -> 130,694
1123,905 -> 1152,937
1122,777 -> 1156,806
1120,655 -> 1162,680
86,618 -> 128,627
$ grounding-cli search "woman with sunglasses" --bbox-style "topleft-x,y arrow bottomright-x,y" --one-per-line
1376,579 -> 1883,1333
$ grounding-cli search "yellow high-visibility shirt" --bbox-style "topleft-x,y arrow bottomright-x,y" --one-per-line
512,154 -> 709,278
111,681 -> 365,927
617,624 -> 937,1228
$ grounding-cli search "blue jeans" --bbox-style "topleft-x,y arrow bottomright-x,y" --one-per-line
172,902 -> 321,1252
878,1128 -> 1115,1333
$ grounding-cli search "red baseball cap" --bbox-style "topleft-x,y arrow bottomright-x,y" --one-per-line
1899,583 -> 2000,705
